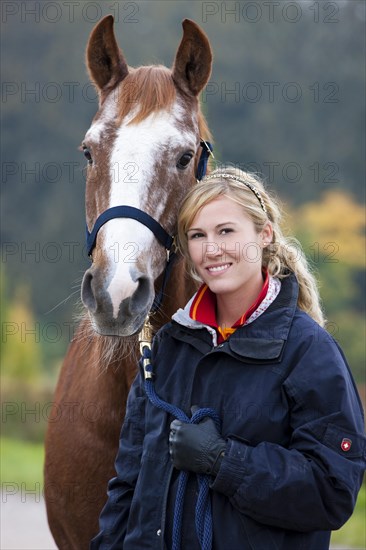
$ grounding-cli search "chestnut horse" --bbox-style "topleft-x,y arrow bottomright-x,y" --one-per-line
44,15 -> 213,549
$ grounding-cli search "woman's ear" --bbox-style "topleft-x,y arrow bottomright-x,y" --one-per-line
261,221 -> 273,247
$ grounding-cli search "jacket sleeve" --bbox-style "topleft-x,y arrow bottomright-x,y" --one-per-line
90,368 -> 146,549
211,334 -> 366,532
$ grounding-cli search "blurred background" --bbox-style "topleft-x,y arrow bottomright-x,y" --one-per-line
1,0 -> 365,548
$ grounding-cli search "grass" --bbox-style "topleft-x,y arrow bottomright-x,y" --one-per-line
1,436 -> 45,487
330,483 -> 366,549
1,437 -> 365,547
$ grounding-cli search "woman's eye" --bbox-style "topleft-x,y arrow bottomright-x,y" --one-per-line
177,152 -> 193,169
82,145 -> 93,164
188,232 -> 204,240
220,228 -> 233,235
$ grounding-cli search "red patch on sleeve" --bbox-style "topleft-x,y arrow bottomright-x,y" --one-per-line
341,438 -> 352,452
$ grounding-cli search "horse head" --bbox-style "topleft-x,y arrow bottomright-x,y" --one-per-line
80,16 -> 212,336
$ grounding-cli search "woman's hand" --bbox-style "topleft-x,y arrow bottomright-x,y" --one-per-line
169,417 -> 226,476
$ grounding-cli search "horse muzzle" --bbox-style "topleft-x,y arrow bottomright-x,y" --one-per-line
81,264 -> 154,336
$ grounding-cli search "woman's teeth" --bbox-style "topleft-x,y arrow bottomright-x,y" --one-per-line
208,264 -> 230,272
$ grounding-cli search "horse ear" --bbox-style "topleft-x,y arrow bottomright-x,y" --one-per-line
172,19 -> 212,97
86,15 -> 128,93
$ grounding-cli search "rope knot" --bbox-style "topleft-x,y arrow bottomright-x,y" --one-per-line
144,377 -> 219,550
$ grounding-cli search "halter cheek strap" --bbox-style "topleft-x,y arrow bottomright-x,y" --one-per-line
196,140 -> 214,182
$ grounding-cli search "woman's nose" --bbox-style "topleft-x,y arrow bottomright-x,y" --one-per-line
203,240 -> 224,259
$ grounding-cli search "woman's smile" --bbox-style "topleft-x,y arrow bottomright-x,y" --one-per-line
206,262 -> 232,275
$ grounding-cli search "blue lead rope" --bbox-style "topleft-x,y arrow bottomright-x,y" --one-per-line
142,345 -> 220,550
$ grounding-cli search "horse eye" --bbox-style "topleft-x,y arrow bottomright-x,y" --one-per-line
177,152 -> 193,169
82,145 -> 93,164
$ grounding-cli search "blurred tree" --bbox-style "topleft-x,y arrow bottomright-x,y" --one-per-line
0,268 -> 8,333
1,284 -> 43,383
291,190 -> 365,382
1,280 -> 50,441
329,311 -> 365,385
298,191 -> 365,269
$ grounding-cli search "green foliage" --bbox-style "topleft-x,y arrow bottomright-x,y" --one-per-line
328,312 -> 366,384
1,275 -> 55,441
298,191 -> 365,270
291,191 -> 365,383
0,268 -> 8,329
1,284 -> 43,382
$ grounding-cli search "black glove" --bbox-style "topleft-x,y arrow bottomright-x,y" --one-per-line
169,417 -> 226,476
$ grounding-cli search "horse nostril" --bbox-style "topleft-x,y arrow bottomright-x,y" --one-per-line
130,276 -> 152,314
81,271 -> 97,313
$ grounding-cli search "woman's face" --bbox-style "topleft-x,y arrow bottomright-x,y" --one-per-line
187,196 -> 272,299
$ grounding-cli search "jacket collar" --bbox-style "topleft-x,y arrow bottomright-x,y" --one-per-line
189,271 -> 270,329
171,274 -> 299,362
172,294 -> 219,346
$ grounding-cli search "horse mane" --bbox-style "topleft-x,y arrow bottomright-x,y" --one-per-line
117,65 -> 212,142
117,66 -> 175,123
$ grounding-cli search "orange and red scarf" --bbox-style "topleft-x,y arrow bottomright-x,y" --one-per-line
190,271 -> 270,344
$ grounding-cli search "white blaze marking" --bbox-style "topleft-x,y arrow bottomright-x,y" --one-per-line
85,94 -> 117,142
103,101 -> 196,318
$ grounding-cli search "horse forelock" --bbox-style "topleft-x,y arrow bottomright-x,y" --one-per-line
114,65 -> 211,142
117,65 -> 177,125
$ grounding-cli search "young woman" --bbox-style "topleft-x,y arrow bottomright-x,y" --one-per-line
91,168 -> 365,550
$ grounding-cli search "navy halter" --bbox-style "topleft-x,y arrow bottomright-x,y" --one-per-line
85,140 -> 213,312
86,205 -> 174,258
195,139 -> 213,182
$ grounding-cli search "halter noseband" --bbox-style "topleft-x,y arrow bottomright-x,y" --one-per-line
85,140 -> 213,312
86,205 -> 174,258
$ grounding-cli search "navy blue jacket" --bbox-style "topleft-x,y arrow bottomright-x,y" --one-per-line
91,275 -> 365,549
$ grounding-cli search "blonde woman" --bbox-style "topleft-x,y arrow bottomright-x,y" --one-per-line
92,169 -> 365,550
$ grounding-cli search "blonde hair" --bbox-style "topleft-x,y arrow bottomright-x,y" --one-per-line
177,167 -> 325,327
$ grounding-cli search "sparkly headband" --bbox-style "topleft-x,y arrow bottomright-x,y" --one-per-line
202,173 -> 267,214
